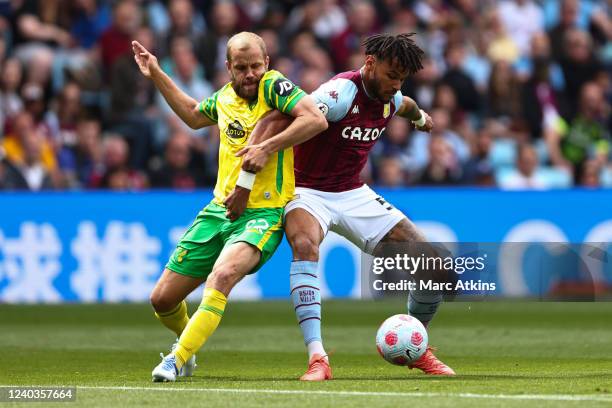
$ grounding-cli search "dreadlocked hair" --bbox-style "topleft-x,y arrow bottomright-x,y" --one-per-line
362,33 -> 425,75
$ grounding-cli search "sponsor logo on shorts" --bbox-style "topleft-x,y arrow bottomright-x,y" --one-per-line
246,219 -> 270,234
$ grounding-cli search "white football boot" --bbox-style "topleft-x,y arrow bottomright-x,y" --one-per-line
152,353 -> 178,382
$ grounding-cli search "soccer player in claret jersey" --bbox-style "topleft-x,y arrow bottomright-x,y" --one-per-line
132,31 -> 327,382
237,33 -> 456,380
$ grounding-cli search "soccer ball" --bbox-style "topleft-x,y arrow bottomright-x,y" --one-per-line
376,314 -> 428,366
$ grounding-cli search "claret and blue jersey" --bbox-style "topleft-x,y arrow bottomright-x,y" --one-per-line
295,69 -> 404,192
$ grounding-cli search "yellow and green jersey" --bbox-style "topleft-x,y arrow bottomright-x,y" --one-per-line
198,70 -> 305,209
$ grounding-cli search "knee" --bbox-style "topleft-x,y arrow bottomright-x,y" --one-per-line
289,234 -> 320,261
150,291 -> 177,313
209,263 -> 241,292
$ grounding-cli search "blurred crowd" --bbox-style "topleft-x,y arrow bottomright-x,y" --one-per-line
0,0 -> 610,191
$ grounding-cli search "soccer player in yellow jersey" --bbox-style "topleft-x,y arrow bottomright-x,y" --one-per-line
132,32 -> 327,382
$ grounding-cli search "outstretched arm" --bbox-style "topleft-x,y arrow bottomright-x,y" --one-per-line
396,96 -> 433,132
132,41 -> 215,129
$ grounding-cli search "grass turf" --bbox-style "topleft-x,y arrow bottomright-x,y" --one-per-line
0,300 -> 611,407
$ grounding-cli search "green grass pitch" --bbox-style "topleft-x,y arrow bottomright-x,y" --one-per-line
1,300 -> 611,407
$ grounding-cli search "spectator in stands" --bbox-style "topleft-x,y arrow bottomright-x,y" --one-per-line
48,81 -> 82,149
158,0 -> 205,59
440,42 -> 481,114
0,58 -> 24,134
286,0 -> 347,40
521,35 -> 570,140
109,26 -> 155,168
157,36 -> 213,146
559,29 -> 604,116
486,60 -> 522,120
110,25 -> 156,121
515,31 -> 564,88
463,125 -> 495,186
1,125 -> 54,190
11,0 -> 72,68
91,135 -> 147,190
580,158 -> 602,187
20,82 -> 54,140
497,0 -> 544,56
550,82 -> 611,182
99,0 -> 142,72
499,143 -> 547,189
377,155 -> 406,187
289,31 -> 320,77
68,0 -> 112,49
417,135 -> 463,186
58,115 -> 103,189
330,0 -> 377,71
402,56 -> 439,111
374,116 -> 411,175
149,131 -> 211,189
198,0 -> 239,81
547,0 -> 611,56
298,68 -> 328,94
482,8 -> 520,64
408,108 -> 470,173
548,0 -> 580,61
12,0 -> 96,92
256,28 -> 280,65
2,111 -> 57,173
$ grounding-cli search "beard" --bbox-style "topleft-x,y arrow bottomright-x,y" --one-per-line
232,76 -> 261,101
367,72 -> 393,102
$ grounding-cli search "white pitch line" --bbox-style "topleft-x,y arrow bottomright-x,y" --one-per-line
69,386 -> 612,402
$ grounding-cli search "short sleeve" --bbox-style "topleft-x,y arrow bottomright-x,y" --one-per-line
262,72 -> 306,114
198,89 -> 220,123
310,78 -> 358,122
392,91 -> 403,116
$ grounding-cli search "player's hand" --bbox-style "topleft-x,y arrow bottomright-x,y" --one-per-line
236,143 -> 271,172
415,111 -> 434,133
224,186 -> 251,221
132,40 -> 159,78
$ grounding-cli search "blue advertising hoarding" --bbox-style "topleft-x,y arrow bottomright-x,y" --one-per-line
0,189 -> 611,303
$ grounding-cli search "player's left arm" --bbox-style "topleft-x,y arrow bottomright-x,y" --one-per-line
395,95 -> 433,132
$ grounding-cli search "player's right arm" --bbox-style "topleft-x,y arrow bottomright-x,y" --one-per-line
132,41 -> 215,129
235,77 -> 356,170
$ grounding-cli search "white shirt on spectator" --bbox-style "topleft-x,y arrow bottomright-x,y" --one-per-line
498,0 -> 544,56
500,171 -> 547,190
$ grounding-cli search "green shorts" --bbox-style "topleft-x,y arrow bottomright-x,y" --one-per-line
166,202 -> 284,279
